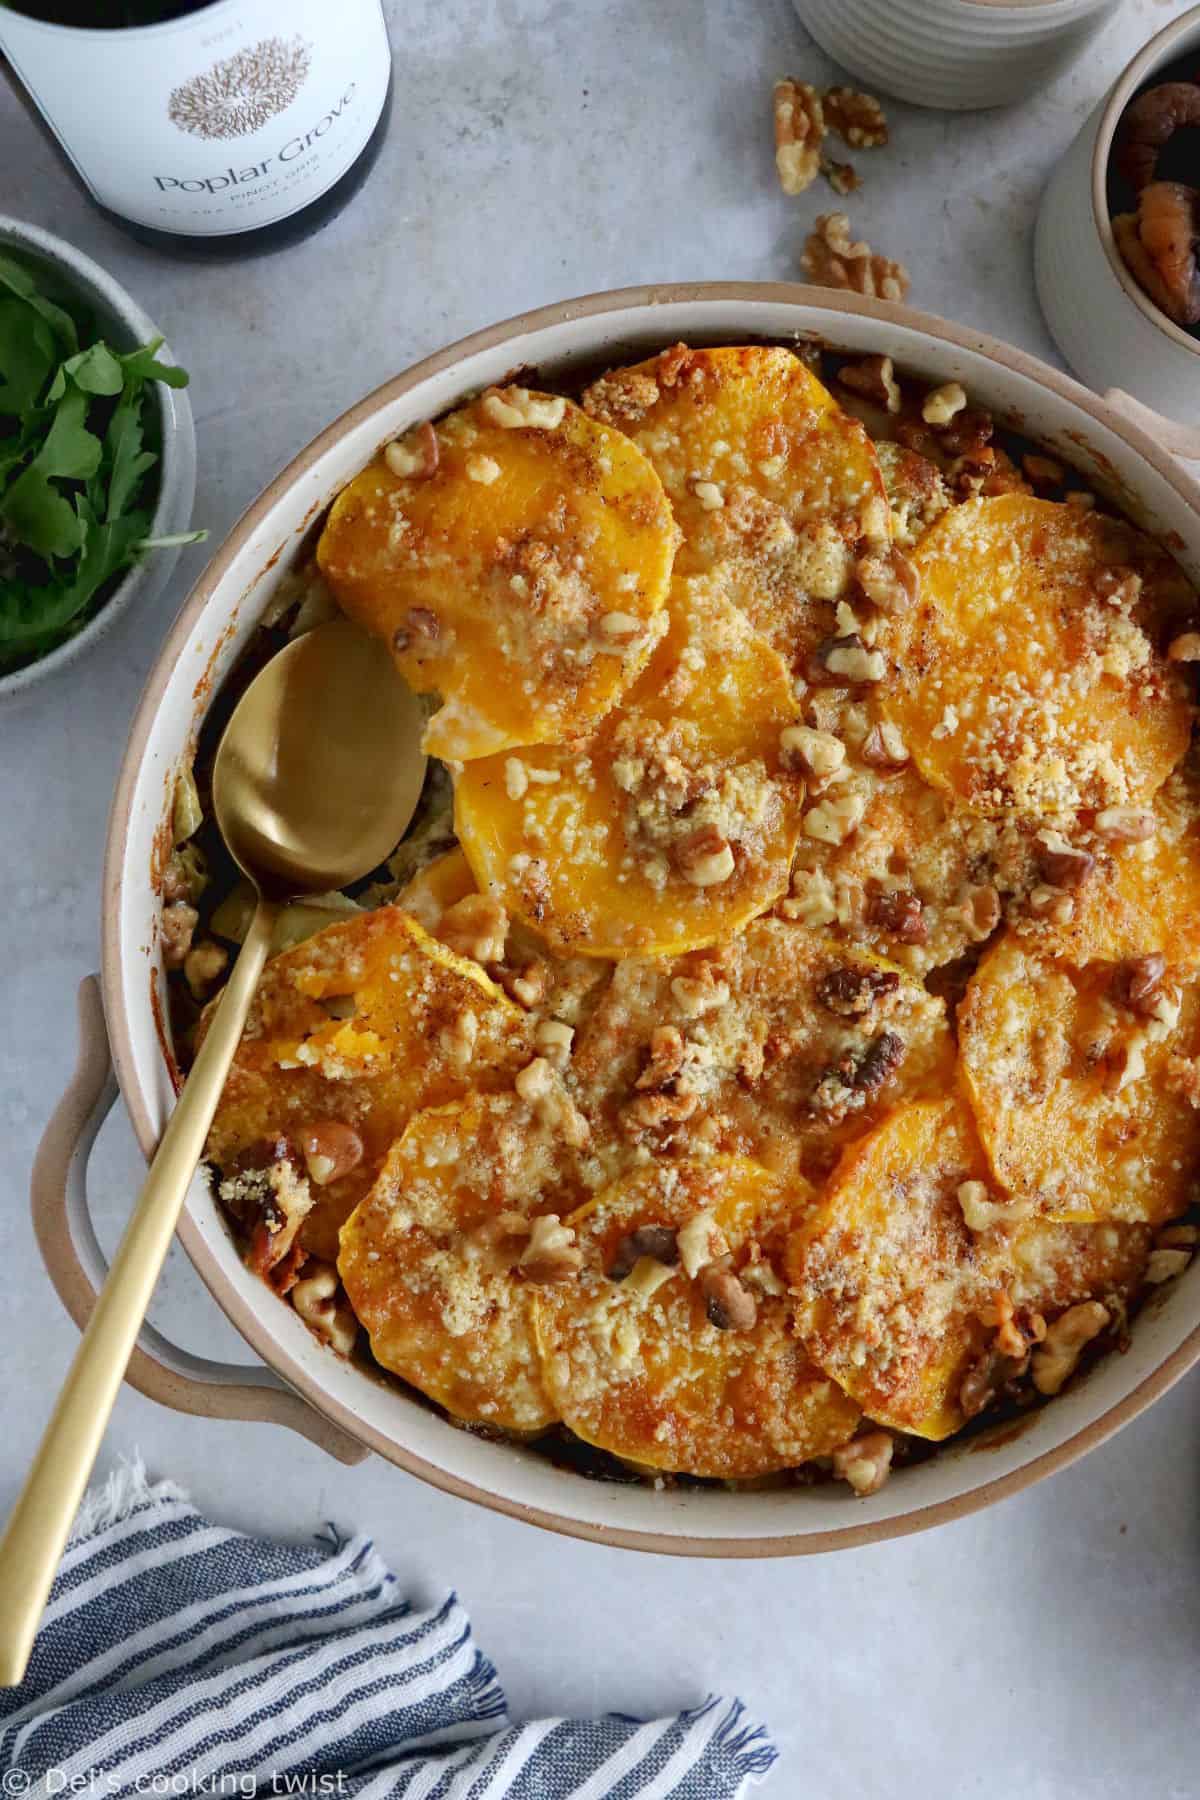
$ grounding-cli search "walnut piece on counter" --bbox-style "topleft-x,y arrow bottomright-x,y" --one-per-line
774,78 -> 825,195
824,85 -> 888,150
820,156 -> 861,197
801,213 -> 910,303
773,81 -> 888,197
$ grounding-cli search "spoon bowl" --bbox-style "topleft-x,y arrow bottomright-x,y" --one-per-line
214,615 -> 428,898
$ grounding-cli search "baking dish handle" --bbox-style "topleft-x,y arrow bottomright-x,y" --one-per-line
1104,388 -> 1200,462
31,976 -> 369,1466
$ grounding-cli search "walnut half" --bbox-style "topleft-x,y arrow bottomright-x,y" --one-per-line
518,1214 -> 583,1284
801,214 -> 911,303
773,78 -> 825,195
832,1430 -> 894,1495
1031,1301 -> 1109,1396
292,1262 -> 358,1356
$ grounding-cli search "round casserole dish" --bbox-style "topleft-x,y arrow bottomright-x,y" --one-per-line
69,284 -> 1200,1555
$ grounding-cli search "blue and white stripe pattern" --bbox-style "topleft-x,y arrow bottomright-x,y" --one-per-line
0,1466 -> 777,1797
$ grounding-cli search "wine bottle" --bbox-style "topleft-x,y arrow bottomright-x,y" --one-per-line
0,0 -> 392,256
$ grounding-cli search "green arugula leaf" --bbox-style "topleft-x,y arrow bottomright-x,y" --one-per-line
118,337 -> 189,388
1,464 -> 84,560
47,340 -> 125,401
35,386 -> 103,482
0,252 -> 78,354
68,497 -> 149,611
103,389 -> 155,522
1,391 -> 101,559
136,529 -> 207,549
0,299 -> 56,415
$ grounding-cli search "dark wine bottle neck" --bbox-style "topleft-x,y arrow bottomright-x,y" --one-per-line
1,1 -> 217,25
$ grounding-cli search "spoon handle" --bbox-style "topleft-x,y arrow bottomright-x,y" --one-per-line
0,898 -> 277,1687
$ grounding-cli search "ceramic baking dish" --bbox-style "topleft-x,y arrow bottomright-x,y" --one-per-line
32,283 -> 1200,1555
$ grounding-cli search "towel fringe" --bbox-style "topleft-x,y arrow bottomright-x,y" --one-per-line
465,1648 -> 508,1725
67,1454 -> 186,1547
705,1695 -> 781,1782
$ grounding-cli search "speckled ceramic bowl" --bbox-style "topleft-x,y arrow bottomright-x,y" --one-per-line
33,284 -> 1200,1555
0,217 -> 196,702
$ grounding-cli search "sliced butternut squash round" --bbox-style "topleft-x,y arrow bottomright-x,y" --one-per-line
339,1093 -> 582,1433
533,1156 -> 860,1476
786,1095 -> 993,1440
987,1217 -> 1153,1318
315,388 -> 678,760
205,905 -> 532,1260
571,918 -> 953,1190
454,573 -> 805,958
959,932 -> 1200,1225
1010,758 -> 1200,968
582,343 -> 890,665
885,495 -> 1194,822
782,755 -> 1007,977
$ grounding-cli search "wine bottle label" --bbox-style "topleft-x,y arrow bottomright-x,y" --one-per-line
0,0 -> 390,236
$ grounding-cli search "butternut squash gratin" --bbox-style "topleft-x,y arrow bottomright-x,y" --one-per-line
165,345 -> 1200,1498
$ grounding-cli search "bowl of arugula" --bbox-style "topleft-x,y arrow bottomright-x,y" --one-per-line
0,216 -> 198,698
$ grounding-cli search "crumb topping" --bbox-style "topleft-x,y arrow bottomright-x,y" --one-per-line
199,337 -> 1199,1491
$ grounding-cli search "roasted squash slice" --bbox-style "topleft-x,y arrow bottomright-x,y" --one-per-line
582,343 -> 890,665
571,918 -> 953,1189
987,1217 -> 1153,1318
454,573 -> 804,958
338,1093 -> 585,1434
782,757 -> 1006,977
316,388 -> 678,760
885,495 -> 1194,822
1010,759 -> 1200,968
205,905 -> 532,1260
787,1096 -> 993,1440
533,1156 -> 860,1476
959,932 -> 1200,1225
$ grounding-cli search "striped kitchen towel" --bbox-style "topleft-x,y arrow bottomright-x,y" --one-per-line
0,1462 -> 777,1797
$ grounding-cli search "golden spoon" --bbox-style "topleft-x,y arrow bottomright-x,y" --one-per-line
0,616 -> 426,1686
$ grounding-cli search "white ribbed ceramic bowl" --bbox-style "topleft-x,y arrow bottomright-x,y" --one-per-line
1036,4 -> 1200,446
794,0 -> 1123,111
29,284 -> 1200,1557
